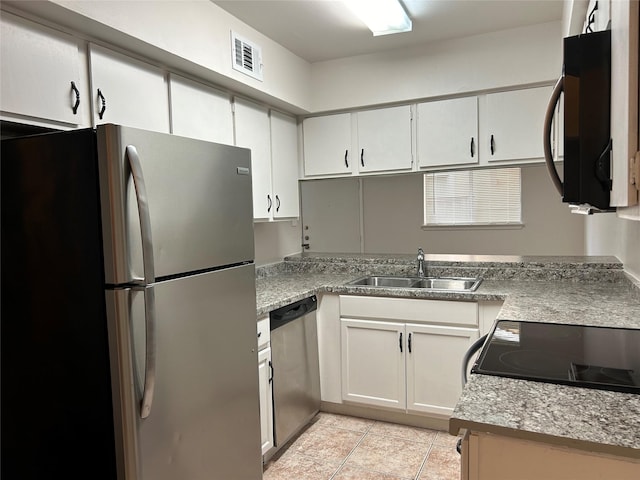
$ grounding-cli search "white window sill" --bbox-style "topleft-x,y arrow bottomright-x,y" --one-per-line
421,222 -> 524,231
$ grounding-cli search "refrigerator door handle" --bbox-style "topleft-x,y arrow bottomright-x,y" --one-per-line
125,145 -> 156,284
125,145 -> 157,418
139,284 -> 156,419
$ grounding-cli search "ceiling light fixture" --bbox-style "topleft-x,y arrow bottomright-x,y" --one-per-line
343,0 -> 412,36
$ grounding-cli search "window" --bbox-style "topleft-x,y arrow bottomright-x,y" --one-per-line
423,167 -> 522,227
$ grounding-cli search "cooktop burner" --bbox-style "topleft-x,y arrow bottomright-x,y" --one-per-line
472,320 -> 640,394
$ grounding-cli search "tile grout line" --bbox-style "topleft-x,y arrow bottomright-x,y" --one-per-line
329,419 -> 437,480
327,419 -> 375,480
414,442 -> 435,480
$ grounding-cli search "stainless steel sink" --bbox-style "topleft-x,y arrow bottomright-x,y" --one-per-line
348,276 -> 417,288
411,277 -> 482,291
347,275 -> 482,292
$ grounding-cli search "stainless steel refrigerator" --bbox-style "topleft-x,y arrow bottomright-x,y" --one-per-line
1,124 -> 263,480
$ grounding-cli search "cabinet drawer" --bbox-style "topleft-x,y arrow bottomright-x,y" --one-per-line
257,316 -> 270,350
340,295 -> 478,326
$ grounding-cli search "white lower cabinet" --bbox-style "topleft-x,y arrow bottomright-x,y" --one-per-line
339,296 -> 479,417
406,323 -> 479,416
341,319 -> 406,409
256,317 -> 273,456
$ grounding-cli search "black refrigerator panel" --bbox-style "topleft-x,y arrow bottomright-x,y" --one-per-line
1,129 -> 117,479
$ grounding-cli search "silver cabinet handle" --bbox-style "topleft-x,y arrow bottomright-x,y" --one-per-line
125,145 -> 156,419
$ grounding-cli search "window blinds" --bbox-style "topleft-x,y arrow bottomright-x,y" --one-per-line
424,168 -> 522,226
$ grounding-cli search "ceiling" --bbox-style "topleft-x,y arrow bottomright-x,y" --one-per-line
213,0 -> 564,63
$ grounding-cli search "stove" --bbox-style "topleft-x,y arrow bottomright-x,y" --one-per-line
472,320 -> 640,394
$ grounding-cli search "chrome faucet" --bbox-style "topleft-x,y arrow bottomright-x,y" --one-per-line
417,248 -> 425,277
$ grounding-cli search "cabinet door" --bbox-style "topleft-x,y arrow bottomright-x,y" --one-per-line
417,97 -> 479,168
341,319 -> 405,410
303,113 -> 352,177
406,323 -> 478,417
357,105 -> 412,173
258,346 -> 274,455
234,98 -> 272,220
169,74 -> 233,144
481,86 -> 552,163
270,110 -> 300,219
1,13 -> 86,126
89,44 -> 170,132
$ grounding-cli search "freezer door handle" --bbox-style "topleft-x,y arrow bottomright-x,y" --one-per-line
139,284 -> 156,419
125,145 -> 156,284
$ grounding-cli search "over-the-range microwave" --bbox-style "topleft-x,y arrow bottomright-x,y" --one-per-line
544,29 -> 613,213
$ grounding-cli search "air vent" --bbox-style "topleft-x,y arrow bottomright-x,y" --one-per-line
231,32 -> 263,81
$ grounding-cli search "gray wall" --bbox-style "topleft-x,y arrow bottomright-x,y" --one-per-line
254,221 -> 302,266
301,164 -> 586,256
586,211 -> 640,280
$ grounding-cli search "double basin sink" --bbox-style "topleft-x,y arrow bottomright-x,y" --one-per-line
347,275 -> 482,292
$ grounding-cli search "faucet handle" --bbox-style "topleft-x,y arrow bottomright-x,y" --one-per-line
417,248 -> 425,277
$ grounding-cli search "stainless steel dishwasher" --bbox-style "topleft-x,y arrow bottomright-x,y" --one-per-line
269,295 -> 320,452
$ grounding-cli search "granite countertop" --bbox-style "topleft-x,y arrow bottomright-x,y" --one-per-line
254,253 -> 640,459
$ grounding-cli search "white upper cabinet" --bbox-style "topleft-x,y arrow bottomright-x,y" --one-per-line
89,44 -> 170,132
585,0 -> 610,33
234,97 -> 273,220
480,86 -> 552,163
235,99 -> 300,221
302,86 -> 555,177
1,12 -> 87,127
169,73 -> 233,144
417,97 -> 479,168
303,113 -> 353,177
610,0 -> 639,208
356,105 -> 413,173
270,110 -> 300,219
303,106 -> 412,177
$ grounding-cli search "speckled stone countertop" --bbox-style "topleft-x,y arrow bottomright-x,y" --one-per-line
255,253 -> 640,458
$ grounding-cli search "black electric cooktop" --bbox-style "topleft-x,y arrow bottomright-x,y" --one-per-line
472,320 -> 640,394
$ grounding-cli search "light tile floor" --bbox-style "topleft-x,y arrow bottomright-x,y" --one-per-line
263,413 -> 461,480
